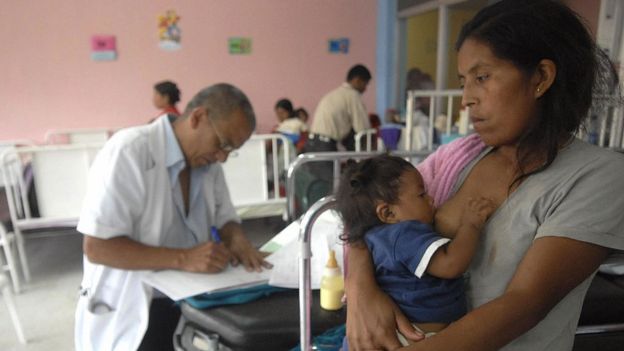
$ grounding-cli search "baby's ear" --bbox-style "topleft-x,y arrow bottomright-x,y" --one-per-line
375,203 -> 396,224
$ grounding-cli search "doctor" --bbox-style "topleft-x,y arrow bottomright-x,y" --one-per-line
75,83 -> 270,351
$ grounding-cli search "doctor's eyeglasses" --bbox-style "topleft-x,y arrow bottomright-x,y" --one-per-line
205,112 -> 237,155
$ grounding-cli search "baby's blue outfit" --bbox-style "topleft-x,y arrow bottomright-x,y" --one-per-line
365,220 -> 467,323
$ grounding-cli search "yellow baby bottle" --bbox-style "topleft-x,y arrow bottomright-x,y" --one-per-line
320,249 -> 344,310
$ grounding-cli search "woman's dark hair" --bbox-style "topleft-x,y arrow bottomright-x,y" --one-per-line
154,80 -> 181,105
335,155 -> 415,244
275,98 -> 296,118
456,0 -> 619,187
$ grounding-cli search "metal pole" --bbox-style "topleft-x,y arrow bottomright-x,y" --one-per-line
298,196 -> 337,351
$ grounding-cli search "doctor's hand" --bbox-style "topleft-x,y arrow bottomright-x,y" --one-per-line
225,231 -> 273,272
179,242 -> 231,273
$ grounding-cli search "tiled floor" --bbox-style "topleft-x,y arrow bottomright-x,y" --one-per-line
0,217 -> 285,351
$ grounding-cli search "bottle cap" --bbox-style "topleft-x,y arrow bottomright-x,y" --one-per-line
326,250 -> 338,268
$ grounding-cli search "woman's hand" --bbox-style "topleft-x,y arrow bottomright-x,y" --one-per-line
346,244 -> 424,350
347,284 -> 423,350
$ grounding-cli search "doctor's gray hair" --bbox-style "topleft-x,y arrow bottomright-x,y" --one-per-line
183,83 -> 256,130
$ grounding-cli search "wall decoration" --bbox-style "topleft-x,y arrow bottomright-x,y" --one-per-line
228,37 -> 252,55
158,9 -> 181,51
91,35 -> 117,61
328,38 -> 350,54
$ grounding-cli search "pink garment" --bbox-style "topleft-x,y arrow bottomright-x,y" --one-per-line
416,134 -> 486,208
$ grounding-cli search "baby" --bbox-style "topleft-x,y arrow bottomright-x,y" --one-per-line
335,155 -> 494,344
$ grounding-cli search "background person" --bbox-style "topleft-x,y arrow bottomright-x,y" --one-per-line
295,107 -> 309,125
75,83 -> 270,351
153,80 -> 181,117
305,64 -> 372,156
345,1 -> 624,350
273,98 -> 308,145
299,65 -> 372,209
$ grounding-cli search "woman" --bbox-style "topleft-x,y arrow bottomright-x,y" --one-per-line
273,98 -> 308,145
345,1 -> 624,350
153,80 -> 181,117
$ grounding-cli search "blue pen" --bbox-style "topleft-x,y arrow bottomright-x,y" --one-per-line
211,226 -> 221,243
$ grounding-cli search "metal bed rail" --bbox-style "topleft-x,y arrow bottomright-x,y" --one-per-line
285,150 -> 431,222
404,90 -> 624,150
44,128 -> 115,144
582,94 -> 624,149
405,89 -> 465,151
354,129 -> 380,152
297,195 -> 337,351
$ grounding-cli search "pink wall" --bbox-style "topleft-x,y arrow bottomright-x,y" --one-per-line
0,0 -> 377,142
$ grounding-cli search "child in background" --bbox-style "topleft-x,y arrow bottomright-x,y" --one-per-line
294,107 -> 310,152
335,155 -> 493,345
295,107 -> 309,125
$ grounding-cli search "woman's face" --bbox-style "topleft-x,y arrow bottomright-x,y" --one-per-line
153,91 -> 170,109
457,39 -> 539,147
275,107 -> 289,122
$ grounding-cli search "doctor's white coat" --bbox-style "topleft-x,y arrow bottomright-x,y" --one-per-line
74,116 -> 239,350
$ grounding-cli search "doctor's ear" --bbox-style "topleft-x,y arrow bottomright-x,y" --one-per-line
189,108 -> 205,129
376,203 -> 396,224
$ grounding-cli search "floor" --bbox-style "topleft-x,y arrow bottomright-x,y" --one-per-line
0,217 -> 285,351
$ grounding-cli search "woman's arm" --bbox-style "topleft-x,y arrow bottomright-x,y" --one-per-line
402,236 -> 609,351
346,244 -> 424,350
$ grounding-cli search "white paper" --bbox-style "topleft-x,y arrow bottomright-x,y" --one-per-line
268,210 -> 345,289
144,210 -> 346,300
259,219 -> 301,252
143,255 -> 276,301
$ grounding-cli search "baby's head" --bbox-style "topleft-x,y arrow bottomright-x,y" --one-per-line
335,155 -> 434,244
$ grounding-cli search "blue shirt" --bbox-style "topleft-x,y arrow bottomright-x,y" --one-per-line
162,115 -> 211,248
365,220 -> 467,323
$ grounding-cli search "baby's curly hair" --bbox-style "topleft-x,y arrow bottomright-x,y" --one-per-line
335,155 -> 415,244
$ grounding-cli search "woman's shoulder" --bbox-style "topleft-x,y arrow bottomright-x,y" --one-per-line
537,139 -> 624,194
558,139 -> 624,170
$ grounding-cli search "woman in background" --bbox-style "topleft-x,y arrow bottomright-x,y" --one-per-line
153,80 -> 181,117
273,98 -> 308,147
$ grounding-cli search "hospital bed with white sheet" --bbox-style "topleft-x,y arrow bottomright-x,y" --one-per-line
221,133 -> 293,220
0,142 -> 104,289
44,127 -> 115,144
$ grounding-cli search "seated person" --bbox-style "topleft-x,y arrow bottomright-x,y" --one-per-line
273,99 -> 308,145
335,155 -> 493,347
